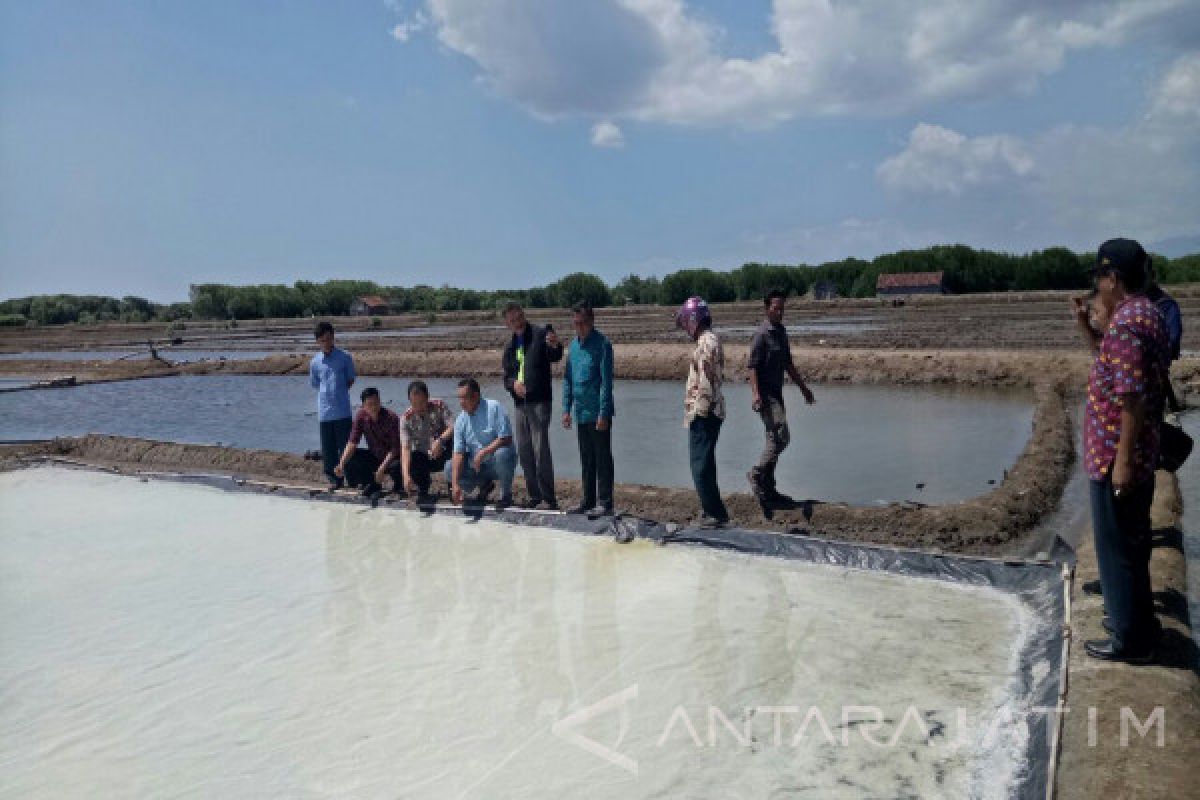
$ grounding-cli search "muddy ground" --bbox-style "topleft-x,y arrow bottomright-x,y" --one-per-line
5,284 -> 1200,359
1056,471 -> 1200,800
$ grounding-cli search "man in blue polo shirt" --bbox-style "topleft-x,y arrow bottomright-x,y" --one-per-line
309,321 -> 356,489
445,377 -> 517,508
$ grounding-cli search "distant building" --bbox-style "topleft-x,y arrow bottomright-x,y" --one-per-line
875,271 -> 947,297
808,280 -> 839,301
349,295 -> 391,316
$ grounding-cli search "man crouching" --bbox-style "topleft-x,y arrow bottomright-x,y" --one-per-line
334,387 -> 403,499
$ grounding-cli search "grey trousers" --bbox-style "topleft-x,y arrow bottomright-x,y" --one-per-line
752,396 -> 790,488
513,401 -> 556,504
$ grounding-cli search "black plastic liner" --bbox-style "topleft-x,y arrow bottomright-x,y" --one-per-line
23,460 -> 1070,799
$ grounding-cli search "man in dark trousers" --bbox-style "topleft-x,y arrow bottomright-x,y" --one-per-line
399,380 -> 454,503
333,387 -> 403,498
502,301 -> 563,509
309,321 -> 356,490
747,289 -> 815,506
1081,238 -> 1169,664
562,301 -> 615,516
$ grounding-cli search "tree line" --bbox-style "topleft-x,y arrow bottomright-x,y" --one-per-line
4,246 -> 1199,326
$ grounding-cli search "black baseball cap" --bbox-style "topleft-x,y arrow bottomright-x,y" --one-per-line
1092,238 -> 1148,285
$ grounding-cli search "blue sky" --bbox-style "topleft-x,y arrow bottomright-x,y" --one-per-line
2,1 -> 1198,302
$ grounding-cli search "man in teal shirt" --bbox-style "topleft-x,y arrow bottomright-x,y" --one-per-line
561,301 -> 615,515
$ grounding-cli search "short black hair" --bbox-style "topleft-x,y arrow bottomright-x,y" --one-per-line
764,288 -> 787,306
457,377 -> 480,396
503,301 -> 523,316
571,300 -> 593,317
313,321 -> 335,339
407,380 -> 429,399
360,387 -> 380,403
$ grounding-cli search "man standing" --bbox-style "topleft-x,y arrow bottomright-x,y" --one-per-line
400,380 -> 454,503
446,378 -> 518,508
1145,262 -> 1184,412
309,321 -> 356,490
1081,238 -> 1169,664
676,296 -> 729,528
747,289 -> 816,505
502,302 -> 563,509
562,301 -> 615,516
334,387 -> 403,498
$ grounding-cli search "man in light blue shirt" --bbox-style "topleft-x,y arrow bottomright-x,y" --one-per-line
309,321 -> 356,489
445,377 -> 517,507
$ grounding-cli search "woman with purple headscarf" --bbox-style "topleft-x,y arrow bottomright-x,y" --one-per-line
675,296 -> 730,527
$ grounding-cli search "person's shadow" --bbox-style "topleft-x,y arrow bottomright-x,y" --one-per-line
1152,628 -> 1199,674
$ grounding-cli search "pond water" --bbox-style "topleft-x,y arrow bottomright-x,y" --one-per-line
0,375 -> 1033,504
0,467 -> 1041,799
0,349 -> 284,363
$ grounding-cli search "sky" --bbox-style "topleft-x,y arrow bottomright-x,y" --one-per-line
1,0 -> 1198,302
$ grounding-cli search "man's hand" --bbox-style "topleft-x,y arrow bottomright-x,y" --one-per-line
1071,296 -> 1088,323
545,330 -> 559,348
452,485 -> 464,504
751,396 -> 762,413
514,380 -> 527,399
562,412 -> 572,429
801,385 -> 815,405
472,450 -> 487,471
430,439 -> 444,459
596,417 -> 610,432
334,463 -> 345,478
1112,459 -> 1134,495
404,476 -> 417,494
374,467 -> 387,486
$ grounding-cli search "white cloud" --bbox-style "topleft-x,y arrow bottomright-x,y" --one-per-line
877,124 -> 1034,195
396,0 -> 1196,128
591,120 -> 626,148
873,52 -> 1200,249
388,4 -> 428,43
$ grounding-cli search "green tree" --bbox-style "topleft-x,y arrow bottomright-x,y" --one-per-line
549,272 -> 611,308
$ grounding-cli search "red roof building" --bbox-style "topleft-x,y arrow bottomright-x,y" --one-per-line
350,295 -> 391,316
875,271 -> 946,296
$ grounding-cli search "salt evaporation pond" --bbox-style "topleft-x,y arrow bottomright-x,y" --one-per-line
0,349 -> 283,362
0,467 -> 1058,798
0,375 -> 1032,504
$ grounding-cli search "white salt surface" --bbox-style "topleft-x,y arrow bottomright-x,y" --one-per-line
1,467 -> 1042,799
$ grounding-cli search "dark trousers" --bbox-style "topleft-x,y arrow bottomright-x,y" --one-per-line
319,417 -> 353,483
407,451 -> 447,494
514,401 -> 556,504
576,420 -> 614,508
1089,476 -> 1160,651
344,449 -> 403,492
689,414 -> 728,521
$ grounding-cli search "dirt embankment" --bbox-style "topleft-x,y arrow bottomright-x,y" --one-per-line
1056,471 -> 1200,800
1,345 -> 1114,395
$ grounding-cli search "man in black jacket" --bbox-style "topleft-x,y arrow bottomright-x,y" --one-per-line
502,301 -> 563,508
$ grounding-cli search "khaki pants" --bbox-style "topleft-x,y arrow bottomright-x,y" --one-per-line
751,396 -> 790,489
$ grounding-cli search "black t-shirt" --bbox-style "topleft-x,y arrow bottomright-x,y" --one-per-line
748,320 -> 793,399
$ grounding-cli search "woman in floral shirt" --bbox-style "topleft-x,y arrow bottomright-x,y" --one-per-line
676,296 -> 729,527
